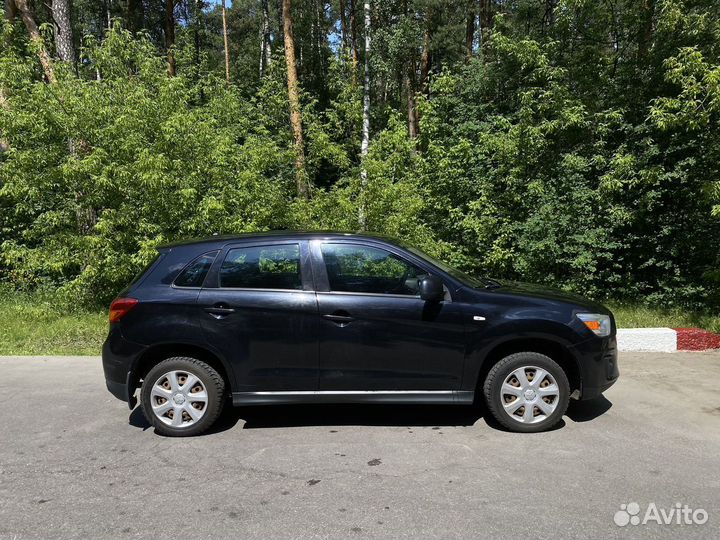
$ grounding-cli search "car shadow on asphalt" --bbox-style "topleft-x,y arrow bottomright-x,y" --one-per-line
128,396 -> 613,435
565,395 -> 613,422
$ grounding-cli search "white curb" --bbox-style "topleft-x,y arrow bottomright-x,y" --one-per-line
616,328 -> 677,352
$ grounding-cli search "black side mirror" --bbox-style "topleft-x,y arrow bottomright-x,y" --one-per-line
419,275 -> 444,302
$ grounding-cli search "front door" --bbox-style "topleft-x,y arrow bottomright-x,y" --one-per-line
313,241 -> 466,391
198,241 -> 318,392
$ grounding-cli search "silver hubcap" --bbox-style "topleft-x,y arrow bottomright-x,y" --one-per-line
501,366 -> 560,424
150,370 -> 208,428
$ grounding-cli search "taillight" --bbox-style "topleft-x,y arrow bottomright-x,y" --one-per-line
109,297 -> 139,323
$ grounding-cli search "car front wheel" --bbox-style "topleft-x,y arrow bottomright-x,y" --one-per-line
483,352 -> 570,433
140,357 -> 225,437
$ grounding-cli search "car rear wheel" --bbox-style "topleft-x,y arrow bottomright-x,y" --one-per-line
141,357 -> 225,437
483,352 -> 570,433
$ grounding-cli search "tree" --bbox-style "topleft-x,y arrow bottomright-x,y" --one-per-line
282,0 -> 309,198
464,0 -> 474,58
13,0 -> 56,83
5,0 -> 16,22
358,0 -> 370,228
51,0 -> 75,63
259,0 -> 272,77
349,0 -> 359,73
222,0 -> 230,82
165,0 -> 176,76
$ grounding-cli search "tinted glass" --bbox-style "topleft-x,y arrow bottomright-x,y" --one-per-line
130,251 -> 162,285
321,243 -> 427,295
220,244 -> 302,290
174,251 -> 218,287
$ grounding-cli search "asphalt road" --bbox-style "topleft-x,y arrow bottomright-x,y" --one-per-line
1,352 -> 719,540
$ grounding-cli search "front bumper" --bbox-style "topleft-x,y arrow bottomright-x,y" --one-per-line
571,334 -> 619,400
102,325 -> 146,409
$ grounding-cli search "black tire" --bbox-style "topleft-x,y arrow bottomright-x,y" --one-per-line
141,357 -> 225,437
483,352 -> 570,433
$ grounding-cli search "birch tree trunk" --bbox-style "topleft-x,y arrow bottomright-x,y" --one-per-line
51,0 -> 75,63
358,0 -> 371,229
259,0 -> 272,77
222,0 -> 230,82
14,0 -> 56,83
282,0 -> 309,199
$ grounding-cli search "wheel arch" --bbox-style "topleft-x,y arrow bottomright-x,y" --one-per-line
132,342 -> 234,393
475,336 -> 582,397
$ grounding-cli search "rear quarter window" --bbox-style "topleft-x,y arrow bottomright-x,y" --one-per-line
129,251 -> 164,286
173,251 -> 218,288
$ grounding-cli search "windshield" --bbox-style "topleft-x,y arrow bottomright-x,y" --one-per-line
405,246 -> 494,289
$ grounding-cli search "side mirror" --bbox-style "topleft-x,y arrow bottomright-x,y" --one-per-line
419,275 -> 444,302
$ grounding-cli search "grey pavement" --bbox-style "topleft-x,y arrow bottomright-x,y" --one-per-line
0,352 -> 719,540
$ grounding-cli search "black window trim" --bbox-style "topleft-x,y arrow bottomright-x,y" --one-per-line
311,239 -> 452,301
213,241 -> 309,292
171,250 -> 219,289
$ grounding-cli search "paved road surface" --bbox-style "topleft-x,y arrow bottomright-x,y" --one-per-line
1,352 -> 719,540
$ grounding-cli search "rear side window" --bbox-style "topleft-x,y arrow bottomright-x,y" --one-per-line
174,251 -> 218,288
219,244 -> 302,290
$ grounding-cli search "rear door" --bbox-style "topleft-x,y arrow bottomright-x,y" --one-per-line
198,240 -> 319,392
312,240 -> 466,391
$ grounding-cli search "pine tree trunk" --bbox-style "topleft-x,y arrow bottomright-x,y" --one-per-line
222,0 -> 230,82
127,0 -> 144,33
259,0 -> 272,77
420,22 -> 431,89
339,0 -> 349,52
479,0 -> 494,47
14,0 -> 56,83
193,0 -> 202,79
51,0 -> 74,63
637,0 -> 654,61
405,61 -> 418,140
465,0 -> 475,58
358,0 -> 371,229
282,0 -> 309,199
349,0 -> 359,74
165,0 -> 176,76
6,0 -> 17,22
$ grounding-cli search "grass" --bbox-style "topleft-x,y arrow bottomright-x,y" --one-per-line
0,290 -> 107,355
0,290 -> 718,356
608,303 -> 720,333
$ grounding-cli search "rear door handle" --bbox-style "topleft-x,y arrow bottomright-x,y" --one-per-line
204,305 -> 236,318
322,312 -> 355,326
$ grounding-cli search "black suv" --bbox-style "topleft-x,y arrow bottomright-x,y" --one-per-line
103,232 -> 618,436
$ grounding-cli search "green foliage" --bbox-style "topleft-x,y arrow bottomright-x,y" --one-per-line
2,0 -> 720,312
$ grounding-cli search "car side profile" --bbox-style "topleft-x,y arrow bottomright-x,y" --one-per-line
102,232 -> 619,436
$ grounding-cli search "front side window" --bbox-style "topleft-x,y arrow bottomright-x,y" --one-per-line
173,251 -> 217,288
321,243 -> 427,295
220,244 -> 302,290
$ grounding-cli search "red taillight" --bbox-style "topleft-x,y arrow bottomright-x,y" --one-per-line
109,297 -> 139,323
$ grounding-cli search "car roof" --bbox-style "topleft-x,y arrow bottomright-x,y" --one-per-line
157,230 -> 405,249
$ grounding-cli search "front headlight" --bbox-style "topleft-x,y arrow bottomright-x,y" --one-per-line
576,313 -> 611,337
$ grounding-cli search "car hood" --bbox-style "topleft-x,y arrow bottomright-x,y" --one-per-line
490,280 -> 610,313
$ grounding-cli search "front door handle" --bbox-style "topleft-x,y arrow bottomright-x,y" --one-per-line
322,311 -> 355,326
204,304 -> 236,318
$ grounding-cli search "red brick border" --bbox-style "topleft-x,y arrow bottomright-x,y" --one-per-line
674,328 -> 720,351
